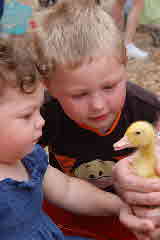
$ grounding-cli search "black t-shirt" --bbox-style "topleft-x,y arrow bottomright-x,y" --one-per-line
40,82 -> 160,190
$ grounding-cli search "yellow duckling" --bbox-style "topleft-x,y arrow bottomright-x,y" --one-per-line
114,121 -> 158,178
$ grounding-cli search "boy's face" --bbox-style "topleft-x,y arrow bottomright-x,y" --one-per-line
0,83 -> 45,164
46,55 -> 127,131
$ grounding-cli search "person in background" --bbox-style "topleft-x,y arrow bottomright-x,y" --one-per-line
112,0 -> 148,59
139,0 -> 160,47
0,0 -> 4,19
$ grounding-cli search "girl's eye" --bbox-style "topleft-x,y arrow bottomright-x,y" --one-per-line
22,113 -> 32,120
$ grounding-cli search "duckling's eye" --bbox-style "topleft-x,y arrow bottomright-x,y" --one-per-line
135,131 -> 141,135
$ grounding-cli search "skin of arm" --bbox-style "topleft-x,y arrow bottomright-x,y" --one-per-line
111,0 -> 125,30
112,143 -> 160,239
113,147 -> 160,206
43,165 -> 154,234
112,0 -> 144,44
43,165 -> 124,217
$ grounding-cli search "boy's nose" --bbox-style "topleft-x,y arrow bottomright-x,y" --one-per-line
90,95 -> 105,111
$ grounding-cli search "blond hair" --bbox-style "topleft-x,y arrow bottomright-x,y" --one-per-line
33,0 -> 125,70
100,0 -> 115,15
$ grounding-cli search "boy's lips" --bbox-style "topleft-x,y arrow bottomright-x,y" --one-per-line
89,114 -> 107,121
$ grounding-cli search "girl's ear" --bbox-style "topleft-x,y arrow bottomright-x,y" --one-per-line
95,0 -> 101,5
42,77 -> 55,96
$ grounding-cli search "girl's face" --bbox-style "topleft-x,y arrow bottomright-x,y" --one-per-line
0,83 -> 45,164
45,55 -> 127,132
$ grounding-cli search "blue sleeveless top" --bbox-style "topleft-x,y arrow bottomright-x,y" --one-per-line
0,144 -> 65,240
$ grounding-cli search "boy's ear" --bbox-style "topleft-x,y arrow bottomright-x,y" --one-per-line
42,78 -> 49,89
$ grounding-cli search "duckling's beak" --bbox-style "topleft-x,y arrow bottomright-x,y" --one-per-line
113,135 -> 133,151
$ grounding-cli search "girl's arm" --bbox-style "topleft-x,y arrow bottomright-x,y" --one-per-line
43,165 -> 154,233
43,165 -> 123,216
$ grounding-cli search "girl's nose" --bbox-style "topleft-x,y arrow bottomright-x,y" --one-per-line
36,114 -> 45,129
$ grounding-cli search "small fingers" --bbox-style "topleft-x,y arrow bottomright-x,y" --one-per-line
134,231 -> 150,240
120,206 -> 154,233
133,206 -> 160,218
123,192 -> 160,206
113,158 -> 160,193
150,228 -> 160,240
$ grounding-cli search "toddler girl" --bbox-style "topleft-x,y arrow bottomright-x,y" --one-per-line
0,35 -> 128,240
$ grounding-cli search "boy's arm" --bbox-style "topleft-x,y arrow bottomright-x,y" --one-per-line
43,165 -> 154,233
112,142 -> 160,236
113,144 -> 160,206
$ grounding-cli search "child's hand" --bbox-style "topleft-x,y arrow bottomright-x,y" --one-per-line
150,228 -> 160,240
113,142 -> 160,239
133,205 -> 160,222
133,205 -> 160,240
120,203 -> 160,240
119,203 -> 154,239
113,147 -> 160,207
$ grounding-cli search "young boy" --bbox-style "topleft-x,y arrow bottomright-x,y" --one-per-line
30,0 -> 160,239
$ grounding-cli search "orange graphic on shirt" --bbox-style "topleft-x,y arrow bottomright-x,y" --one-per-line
55,154 -> 77,174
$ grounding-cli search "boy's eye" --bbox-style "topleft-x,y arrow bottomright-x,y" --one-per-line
103,85 -> 113,90
72,93 -> 88,99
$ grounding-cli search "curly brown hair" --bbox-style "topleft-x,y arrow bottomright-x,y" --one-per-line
0,35 -> 42,96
